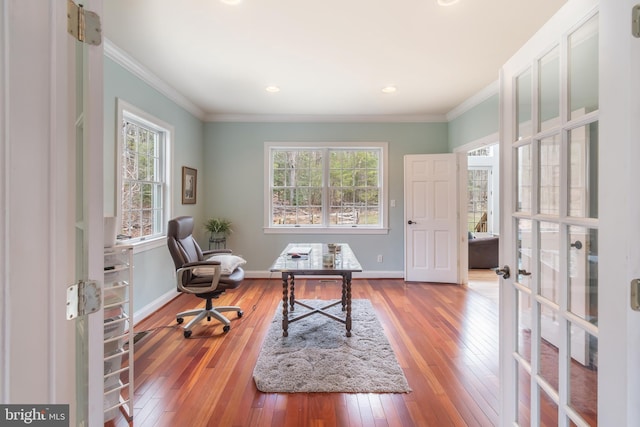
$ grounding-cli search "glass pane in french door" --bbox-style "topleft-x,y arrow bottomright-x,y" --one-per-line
517,218 -> 533,287
539,45 -> 560,132
539,222 -> 560,303
517,68 -> 533,140
517,289 -> 533,362
539,302 -> 559,391
539,135 -> 561,216
517,364 -> 532,425
569,14 -> 599,120
516,144 -> 532,213
568,226 -> 598,324
568,322 -> 598,425
569,122 -> 599,218
540,387 -> 559,425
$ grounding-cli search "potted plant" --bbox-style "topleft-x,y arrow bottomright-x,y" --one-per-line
204,217 -> 233,240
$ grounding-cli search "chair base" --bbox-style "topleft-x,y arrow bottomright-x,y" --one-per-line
177,305 -> 243,338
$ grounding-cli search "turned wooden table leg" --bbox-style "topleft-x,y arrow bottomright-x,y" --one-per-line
281,273 -> 289,337
345,273 -> 352,337
289,274 -> 296,312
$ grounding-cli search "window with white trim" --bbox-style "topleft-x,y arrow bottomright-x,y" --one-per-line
265,142 -> 387,233
117,99 -> 172,243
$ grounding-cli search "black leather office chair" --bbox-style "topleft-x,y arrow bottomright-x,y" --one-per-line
167,216 -> 244,338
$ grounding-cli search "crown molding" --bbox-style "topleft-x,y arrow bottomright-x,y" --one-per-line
103,38 -> 206,121
105,37 -> 488,125
205,113 -> 447,123
446,80 -> 499,122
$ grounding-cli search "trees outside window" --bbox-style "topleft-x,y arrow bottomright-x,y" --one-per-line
117,99 -> 171,242
267,143 -> 387,232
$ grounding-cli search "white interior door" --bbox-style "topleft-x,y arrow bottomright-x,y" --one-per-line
404,154 -> 459,283
499,2 -> 600,425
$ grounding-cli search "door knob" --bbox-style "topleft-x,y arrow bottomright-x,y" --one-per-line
518,269 -> 532,276
570,240 -> 583,250
407,220 -> 416,224
495,265 -> 510,279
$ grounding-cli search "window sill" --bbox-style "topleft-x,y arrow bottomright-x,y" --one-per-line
116,236 -> 166,254
263,227 -> 389,235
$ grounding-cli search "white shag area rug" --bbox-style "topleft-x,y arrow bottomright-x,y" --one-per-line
253,299 -> 412,393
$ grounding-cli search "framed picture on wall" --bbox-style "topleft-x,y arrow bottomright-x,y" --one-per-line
182,166 -> 197,204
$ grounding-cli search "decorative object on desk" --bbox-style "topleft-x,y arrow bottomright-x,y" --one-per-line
253,299 -> 411,393
181,166 -> 197,204
322,253 -> 334,268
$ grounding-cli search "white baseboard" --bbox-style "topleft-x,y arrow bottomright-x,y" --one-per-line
133,289 -> 179,326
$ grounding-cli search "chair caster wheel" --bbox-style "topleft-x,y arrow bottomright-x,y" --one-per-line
223,325 -> 231,333
183,329 -> 192,338
177,317 -> 184,324
237,310 -> 244,318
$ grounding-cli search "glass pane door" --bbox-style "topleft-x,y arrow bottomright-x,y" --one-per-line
508,11 -> 599,426
73,32 -> 90,426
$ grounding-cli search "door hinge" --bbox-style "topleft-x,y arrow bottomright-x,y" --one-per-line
67,0 -> 102,45
66,280 -> 101,319
633,5 -> 640,38
631,279 -> 640,311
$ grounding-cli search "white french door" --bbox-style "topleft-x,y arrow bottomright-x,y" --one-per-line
1,1 -> 103,425
72,0 -> 105,424
404,154 -> 460,283
499,1 -> 600,425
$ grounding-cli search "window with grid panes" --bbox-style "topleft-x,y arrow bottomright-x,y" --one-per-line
266,143 -> 387,232
117,101 -> 171,242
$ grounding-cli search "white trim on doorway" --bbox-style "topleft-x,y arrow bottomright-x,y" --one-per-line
454,132 -> 500,286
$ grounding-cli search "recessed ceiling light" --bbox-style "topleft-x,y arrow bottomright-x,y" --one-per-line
382,86 -> 397,94
220,0 -> 242,5
265,86 -> 280,93
437,0 -> 460,6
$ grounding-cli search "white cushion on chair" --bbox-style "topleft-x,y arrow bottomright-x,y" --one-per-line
193,254 -> 246,276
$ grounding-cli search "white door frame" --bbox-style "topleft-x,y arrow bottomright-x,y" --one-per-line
454,132 -> 500,286
599,1 -> 640,425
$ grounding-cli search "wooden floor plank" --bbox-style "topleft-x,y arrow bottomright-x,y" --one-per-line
104,274 -> 595,426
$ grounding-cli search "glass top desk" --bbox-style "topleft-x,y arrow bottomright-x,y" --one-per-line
270,243 -> 362,337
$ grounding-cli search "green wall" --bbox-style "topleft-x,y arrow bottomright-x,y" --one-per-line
448,94 -> 499,151
104,53 -> 502,315
104,57 -> 206,314
203,122 -> 448,272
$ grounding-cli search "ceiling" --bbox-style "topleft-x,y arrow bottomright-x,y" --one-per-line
103,0 -> 567,122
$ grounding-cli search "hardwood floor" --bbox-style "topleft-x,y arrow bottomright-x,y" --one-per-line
467,269 -> 499,305
107,277 -> 501,427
